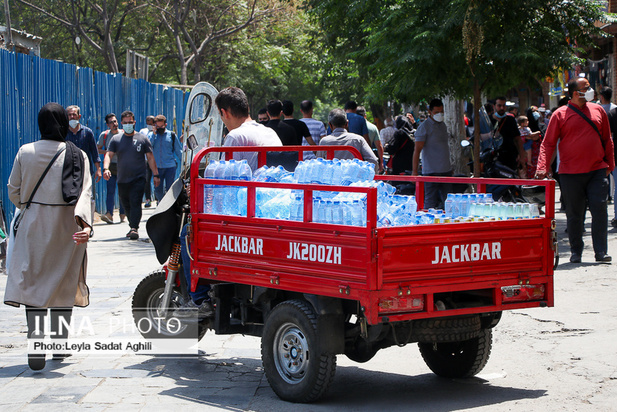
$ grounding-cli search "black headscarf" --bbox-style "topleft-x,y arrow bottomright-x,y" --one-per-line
38,102 -> 84,204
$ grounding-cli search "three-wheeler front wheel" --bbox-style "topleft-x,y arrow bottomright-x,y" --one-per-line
132,270 -> 208,340
418,328 -> 492,378
261,300 -> 336,403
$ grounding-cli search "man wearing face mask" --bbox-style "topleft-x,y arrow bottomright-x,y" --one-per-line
491,96 -> 526,173
536,77 -> 615,264
103,111 -> 159,240
150,114 -> 182,204
66,105 -> 102,184
412,98 -> 452,209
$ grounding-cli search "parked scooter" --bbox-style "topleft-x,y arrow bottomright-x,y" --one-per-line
461,139 -> 536,203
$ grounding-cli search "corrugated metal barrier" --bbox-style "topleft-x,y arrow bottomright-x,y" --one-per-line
0,49 -> 188,224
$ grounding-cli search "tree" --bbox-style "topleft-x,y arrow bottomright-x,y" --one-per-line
308,0 -> 607,174
14,0 -> 150,73
152,0 -> 282,85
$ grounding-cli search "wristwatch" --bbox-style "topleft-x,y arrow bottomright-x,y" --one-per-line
153,174 -> 160,178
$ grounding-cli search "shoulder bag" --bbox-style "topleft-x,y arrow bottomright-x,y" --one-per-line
12,146 -> 66,236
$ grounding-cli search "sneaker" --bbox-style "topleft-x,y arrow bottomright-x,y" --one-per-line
101,213 -> 113,224
128,229 -> 139,240
120,214 -> 126,223
570,253 -> 582,264
173,300 -> 214,319
595,254 -> 612,263
144,200 -> 151,208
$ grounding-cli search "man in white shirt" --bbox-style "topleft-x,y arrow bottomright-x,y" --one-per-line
215,87 -> 282,171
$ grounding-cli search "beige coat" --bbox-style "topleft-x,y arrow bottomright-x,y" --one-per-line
5,140 -> 92,308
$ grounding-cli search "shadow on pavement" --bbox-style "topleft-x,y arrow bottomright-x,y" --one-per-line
124,355 -> 546,411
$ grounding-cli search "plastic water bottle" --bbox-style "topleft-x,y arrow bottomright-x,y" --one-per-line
222,160 -> 239,215
212,160 -> 227,214
331,159 -> 343,185
237,188 -> 247,216
238,159 -> 252,181
317,199 -> 327,223
331,201 -> 343,224
445,193 -> 454,217
290,194 -> 303,221
460,194 -> 470,217
312,196 -> 321,222
342,201 -> 354,225
352,200 -> 366,226
406,195 -> 417,215
253,165 -> 269,181
203,160 -> 220,213
311,158 -> 325,184
360,161 -> 375,181
452,193 -> 462,218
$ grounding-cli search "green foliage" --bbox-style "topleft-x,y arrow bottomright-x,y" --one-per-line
308,0 -> 608,104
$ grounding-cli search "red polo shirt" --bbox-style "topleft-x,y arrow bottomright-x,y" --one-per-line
537,102 -> 615,174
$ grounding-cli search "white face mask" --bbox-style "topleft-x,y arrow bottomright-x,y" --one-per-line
147,125 -> 154,132
69,119 -> 79,128
585,87 -> 595,102
432,113 -> 444,123
123,123 -> 135,134
579,87 -> 595,102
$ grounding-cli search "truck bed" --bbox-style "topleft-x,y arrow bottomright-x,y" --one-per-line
190,147 -> 556,325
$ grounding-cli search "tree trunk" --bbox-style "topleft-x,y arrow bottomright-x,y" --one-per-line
473,78 -> 482,177
443,96 -> 466,175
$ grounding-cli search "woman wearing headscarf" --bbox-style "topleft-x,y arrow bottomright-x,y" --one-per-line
385,115 -> 415,175
5,102 -> 92,370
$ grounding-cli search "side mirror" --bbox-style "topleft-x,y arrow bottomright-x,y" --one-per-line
461,139 -> 471,148
187,134 -> 198,151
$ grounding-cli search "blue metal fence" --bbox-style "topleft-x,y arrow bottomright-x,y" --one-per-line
1,49 -> 188,224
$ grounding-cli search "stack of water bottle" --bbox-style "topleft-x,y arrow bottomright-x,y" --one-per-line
202,159 -> 540,224
444,193 -> 541,221
203,159 -> 253,215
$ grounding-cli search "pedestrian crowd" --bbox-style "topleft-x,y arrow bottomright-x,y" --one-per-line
3,83 -> 615,370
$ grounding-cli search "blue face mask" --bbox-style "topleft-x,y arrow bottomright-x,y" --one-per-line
123,123 -> 134,134
494,112 -> 506,119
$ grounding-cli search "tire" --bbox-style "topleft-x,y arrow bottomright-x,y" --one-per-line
411,315 -> 481,343
261,300 -> 337,403
132,270 -> 207,340
418,328 -> 492,378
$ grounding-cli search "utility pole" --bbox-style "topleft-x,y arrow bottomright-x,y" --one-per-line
3,0 -> 14,51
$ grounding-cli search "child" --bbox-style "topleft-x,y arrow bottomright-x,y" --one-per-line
517,115 -> 541,164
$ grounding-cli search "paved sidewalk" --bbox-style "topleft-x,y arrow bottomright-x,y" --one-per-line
0,198 -> 615,411
0,207 -> 271,411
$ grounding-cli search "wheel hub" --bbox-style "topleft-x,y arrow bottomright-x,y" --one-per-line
274,324 -> 309,384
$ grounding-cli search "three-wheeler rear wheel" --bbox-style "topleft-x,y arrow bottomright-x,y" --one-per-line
261,300 -> 336,403
418,328 -> 492,378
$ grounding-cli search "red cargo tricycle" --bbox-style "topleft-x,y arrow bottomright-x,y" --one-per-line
133,144 -> 556,403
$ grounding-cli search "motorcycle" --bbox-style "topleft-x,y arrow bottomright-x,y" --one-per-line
461,139 -> 544,206
131,82 -> 224,341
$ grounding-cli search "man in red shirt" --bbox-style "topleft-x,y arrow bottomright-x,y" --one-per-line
536,77 -> 615,264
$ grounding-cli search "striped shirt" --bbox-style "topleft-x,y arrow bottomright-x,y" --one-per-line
300,118 -> 327,160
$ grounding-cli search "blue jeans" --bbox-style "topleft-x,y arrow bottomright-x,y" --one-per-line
154,167 -> 177,202
105,173 -> 125,216
560,169 -> 609,258
180,224 -> 210,303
